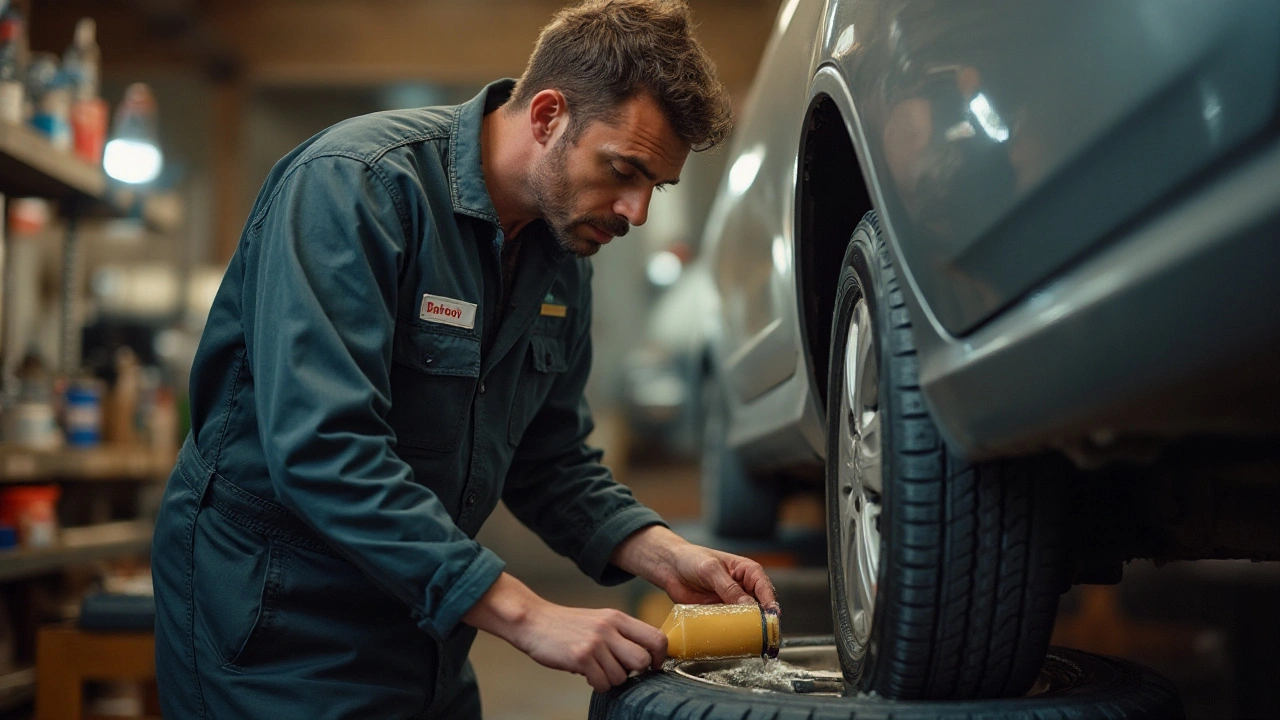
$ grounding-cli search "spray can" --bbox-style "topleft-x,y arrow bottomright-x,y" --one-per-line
660,602 -> 781,661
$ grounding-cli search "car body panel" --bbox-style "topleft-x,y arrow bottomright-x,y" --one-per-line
704,0 -> 828,464
822,0 -> 1280,336
705,0 -> 820,407
706,0 -> 1280,468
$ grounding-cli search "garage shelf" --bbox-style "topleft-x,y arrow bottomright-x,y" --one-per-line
0,121 -> 178,231
0,521 -> 153,583
0,666 -> 36,712
0,444 -> 175,483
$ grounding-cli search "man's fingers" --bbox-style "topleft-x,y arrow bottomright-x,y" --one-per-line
711,568 -> 751,604
584,662 -> 611,694
615,614 -> 669,668
594,644 -> 630,687
742,566 -> 778,608
607,632 -> 654,673
724,555 -> 778,608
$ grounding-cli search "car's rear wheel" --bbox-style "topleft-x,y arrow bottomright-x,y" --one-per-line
826,212 -> 1069,699
701,377 -> 780,538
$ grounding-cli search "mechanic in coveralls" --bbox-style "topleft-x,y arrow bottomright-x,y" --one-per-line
151,1 -> 777,717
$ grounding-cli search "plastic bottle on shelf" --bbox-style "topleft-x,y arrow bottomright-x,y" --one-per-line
0,484 -> 61,548
0,5 -> 26,125
4,352 -> 61,450
64,18 -> 107,163
64,375 -> 104,447
105,347 -> 140,446
27,52 -> 72,149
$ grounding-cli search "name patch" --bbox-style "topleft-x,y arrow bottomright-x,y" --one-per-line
420,294 -> 477,329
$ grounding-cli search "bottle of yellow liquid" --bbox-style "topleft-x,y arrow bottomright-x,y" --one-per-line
661,602 -> 780,661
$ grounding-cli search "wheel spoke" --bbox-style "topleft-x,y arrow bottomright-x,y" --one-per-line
857,498 -> 881,615
858,409 -> 882,495
854,303 -> 873,405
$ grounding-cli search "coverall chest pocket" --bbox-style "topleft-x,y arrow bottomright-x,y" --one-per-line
507,333 -> 568,446
387,323 -> 481,452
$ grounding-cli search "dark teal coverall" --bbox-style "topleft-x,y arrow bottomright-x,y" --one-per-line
152,80 -> 667,719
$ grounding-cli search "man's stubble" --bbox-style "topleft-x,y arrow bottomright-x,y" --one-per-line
529,135 -> 629,258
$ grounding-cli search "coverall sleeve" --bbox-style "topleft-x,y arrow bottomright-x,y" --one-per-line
244,154 -> 504,641
503,263 -> 668,585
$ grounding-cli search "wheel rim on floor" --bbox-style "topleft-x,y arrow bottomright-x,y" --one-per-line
836,297 -> 882,657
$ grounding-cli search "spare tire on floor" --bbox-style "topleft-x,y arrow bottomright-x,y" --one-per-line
589,645 -> 1183,720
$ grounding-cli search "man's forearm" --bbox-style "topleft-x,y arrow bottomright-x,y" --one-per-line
461,572 -> 542,642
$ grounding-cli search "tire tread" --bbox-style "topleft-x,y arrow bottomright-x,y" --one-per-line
831,212 -> 1067,700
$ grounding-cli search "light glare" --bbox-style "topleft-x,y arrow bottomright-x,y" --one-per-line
647,250 -> 684,287
968,93 -> 1010,143
728,146 -> 764,196
103,138 -> 163,184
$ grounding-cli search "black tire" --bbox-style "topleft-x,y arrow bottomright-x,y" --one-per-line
826,213 -> 1068,699
589,646 -> 1184,720
701,377 -> 779,538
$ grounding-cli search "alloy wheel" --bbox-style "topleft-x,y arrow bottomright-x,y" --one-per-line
836,297 -> 882,659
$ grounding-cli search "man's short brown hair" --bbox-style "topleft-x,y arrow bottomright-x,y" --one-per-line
509,0 -> 732,152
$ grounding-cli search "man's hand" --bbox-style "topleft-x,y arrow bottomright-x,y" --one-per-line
610,526 -> 778,610
463,573 -> 667,692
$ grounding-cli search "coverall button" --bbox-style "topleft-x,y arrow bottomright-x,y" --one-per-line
479,381 -> 487,394
465,492 -> 477,507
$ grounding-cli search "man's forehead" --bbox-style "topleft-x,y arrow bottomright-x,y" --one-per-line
585,95 -> 690,176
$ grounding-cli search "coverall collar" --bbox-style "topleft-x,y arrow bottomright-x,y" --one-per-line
448,79 -> 515,225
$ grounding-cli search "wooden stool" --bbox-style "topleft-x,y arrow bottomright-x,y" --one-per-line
35,625 -> 160,720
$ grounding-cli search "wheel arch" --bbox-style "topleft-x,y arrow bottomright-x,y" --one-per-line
795,80 -> 876,425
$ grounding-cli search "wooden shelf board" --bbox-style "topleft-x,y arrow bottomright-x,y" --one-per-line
0,445 -> 175,483
0,122 -> 105,200
0,666 -> 36,712
0,521 -> 152,583
0,122 -> 179,231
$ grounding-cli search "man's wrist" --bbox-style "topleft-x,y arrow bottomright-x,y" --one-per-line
609,525 -> 687,587
462,572 -> 540,643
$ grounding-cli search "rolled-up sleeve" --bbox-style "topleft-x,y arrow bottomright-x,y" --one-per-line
503,264 -> 667,585
243,154 -> 503,639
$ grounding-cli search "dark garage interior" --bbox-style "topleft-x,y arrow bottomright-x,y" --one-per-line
0,0 -> 1276,718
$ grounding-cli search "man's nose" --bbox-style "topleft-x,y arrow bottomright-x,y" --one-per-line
615,187 -> 652,227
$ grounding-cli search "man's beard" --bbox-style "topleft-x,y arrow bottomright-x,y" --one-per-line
530,138 -> 629,258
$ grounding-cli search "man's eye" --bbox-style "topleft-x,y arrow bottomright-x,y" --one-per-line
610,165 -> 634,181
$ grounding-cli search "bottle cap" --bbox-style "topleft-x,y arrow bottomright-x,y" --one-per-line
74,18 -> 95,47
761,605 -> 781,660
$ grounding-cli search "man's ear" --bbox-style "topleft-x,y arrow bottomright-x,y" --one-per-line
528,89 -> 569,147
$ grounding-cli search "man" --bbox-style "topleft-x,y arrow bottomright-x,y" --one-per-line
152,1 -> 776,718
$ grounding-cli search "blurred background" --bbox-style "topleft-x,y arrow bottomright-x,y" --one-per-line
0,1 -> 1273,718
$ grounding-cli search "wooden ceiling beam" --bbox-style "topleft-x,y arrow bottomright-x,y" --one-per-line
33,0 -> 778,94
28,0 -> 239,80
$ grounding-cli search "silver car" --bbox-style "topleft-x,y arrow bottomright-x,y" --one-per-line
701,0 -> 1280,701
